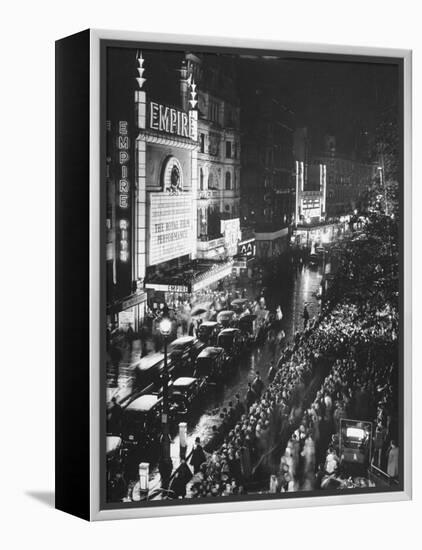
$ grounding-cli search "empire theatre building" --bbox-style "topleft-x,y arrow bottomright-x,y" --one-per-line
105,49 -> 236,330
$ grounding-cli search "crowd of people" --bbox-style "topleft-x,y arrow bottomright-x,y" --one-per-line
166,293 -> 399,499
107,204 -> 400,501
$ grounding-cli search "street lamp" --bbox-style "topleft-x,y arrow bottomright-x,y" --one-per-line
159,317 -> 172,488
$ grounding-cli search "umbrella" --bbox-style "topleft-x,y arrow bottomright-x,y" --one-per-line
231,298 -> 248,306
191,306 -> 208,316
217,310 -> 235,322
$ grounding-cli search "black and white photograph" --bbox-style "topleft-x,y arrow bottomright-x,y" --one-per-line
103,40 -> 405,509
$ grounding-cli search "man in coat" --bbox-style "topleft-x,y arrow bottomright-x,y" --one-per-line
246,383 -> 257,411
252,372 -> 264,399
189,437 -> 207,474
303,304 -> 310,329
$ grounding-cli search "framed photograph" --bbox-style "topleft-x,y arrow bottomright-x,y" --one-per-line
55,29 -> 412,521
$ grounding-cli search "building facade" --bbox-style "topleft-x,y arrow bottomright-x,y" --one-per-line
106,51 -> 242,329
312,135 -> 377,217
185,53 -> 242,262
240,90 -> 296,259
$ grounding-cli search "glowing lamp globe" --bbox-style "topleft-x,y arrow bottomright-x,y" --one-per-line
159,318 -> 172,337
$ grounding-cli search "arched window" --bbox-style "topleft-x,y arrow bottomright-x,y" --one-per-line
225,171 -> 231,190
208,172 -> 214,190
199,168 -> 204,190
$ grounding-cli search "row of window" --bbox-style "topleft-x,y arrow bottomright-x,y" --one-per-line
199,133 -> 238,159
199,169 -> 238,191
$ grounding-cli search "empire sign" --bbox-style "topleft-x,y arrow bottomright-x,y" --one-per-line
149,101 -> 190,138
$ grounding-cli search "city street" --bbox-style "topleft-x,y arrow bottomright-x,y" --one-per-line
108,258 -> 325,493
103,47 -> 401,505
167,262 -> 323,453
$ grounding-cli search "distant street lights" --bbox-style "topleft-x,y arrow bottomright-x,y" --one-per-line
159,317 -> 172,487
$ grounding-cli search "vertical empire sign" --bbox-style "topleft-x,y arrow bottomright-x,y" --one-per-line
115,120 -> 132,298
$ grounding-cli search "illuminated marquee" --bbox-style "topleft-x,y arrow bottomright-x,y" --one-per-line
301,196 -> 321,220
149,101 -> 190,138
148,193 -> 194,266
221,218 -> 241,257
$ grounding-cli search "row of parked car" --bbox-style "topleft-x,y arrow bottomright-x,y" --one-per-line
107,306 -> 271,457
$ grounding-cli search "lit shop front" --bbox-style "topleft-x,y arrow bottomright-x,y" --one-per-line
255,227 -> 289,259
233,237 -> 256,276
144,259 -> 234,310
291,222 -> 341,248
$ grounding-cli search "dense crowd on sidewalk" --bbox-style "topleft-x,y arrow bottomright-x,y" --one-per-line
170,294 -> 399,499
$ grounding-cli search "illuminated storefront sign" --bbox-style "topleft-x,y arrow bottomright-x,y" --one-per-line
148,193 -> 194,266
118,309 -> 135,328
149,101 -> 190,138
221,218 -> 241,257
117,120 -> 131,262
301,197 -> 321,220
237,238 -> 256,258
118,220 -> 130,263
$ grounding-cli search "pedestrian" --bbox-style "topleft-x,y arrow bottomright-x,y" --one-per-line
108,344 -> 122,385
252,371 -> 264,399
235,393 -> 245,418
168,460 -> 193,498
268,361 -> 276,384
324,447 -> 339,475
108,397 -> 122,434
158,458 -> 173,490
126,323 -> 135,352
246,383 -> 257,411
303,304 -> 310,329
189,437 -> 207,474
387,440 -> 399,480
107,471 -> 127,502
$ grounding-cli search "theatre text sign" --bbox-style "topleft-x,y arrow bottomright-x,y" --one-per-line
148,193 -> 194,266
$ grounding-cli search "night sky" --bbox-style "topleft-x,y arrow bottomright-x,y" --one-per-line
107,46 -> 399,159
236,55 -> 399,156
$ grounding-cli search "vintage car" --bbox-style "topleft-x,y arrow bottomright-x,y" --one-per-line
339,420 -> 372,471
309,253 -> 319,267
189,339 -> 207,362
216,310 -> 237,328
238,313 -> 260,344
132,352 -> 167,393
168,376 -> 203,419
197,320 -> 220,345
121,394 -> 162,447
217,327 -> 244,358
168,336 -> 196,375
230,298 -> 249,315
194,346 -> 227,384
